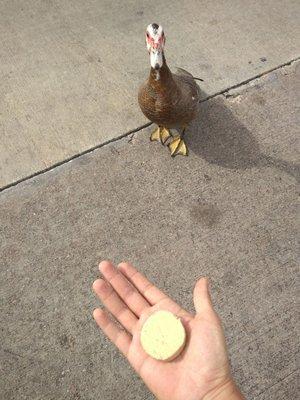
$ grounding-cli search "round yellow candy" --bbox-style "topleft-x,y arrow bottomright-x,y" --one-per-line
140,310 -> 187,361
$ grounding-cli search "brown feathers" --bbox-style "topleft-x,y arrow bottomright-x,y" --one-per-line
138,56 -> 200,129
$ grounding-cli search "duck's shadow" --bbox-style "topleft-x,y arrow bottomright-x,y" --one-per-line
186,89 -> 299,182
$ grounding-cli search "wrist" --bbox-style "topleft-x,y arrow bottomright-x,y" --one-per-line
203,379 -> 245,400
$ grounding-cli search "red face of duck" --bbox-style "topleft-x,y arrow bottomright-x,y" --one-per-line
145,23 -> 165,70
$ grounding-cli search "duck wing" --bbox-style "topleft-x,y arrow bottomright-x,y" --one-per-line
173,67 -> 200,100
174,67 -> 195,79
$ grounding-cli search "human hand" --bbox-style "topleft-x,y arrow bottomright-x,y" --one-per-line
92,261 -> 244,400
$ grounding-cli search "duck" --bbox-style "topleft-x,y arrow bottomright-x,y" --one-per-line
138,23 -> 201,157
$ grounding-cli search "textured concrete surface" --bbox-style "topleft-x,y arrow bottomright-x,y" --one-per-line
1,0 -> 300,188
1,64 -> 299,399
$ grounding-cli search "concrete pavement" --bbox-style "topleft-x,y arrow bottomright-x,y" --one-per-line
1,0 -> 300,188
1,61 -> 299,399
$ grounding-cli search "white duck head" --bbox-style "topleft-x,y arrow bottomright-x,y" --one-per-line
145,23 -> 165,70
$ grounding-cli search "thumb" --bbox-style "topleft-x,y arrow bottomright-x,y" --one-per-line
193,277 -> 214,314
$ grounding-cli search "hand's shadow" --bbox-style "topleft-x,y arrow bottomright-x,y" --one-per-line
186,89 -> 299,182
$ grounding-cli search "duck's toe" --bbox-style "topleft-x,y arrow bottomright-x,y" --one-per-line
150,127 -> 161,142
168,137 -> 188,157
160,128 -> 172,144
150,127 -> 171,145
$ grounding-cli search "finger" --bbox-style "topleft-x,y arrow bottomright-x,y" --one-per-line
93,308 -> 131,356
193,277 -> 214,314
99,261 -> 150,317
93,279 -> 137,334
118,261 -> 171,305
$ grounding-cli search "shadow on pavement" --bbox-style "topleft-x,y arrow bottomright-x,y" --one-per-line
187,89 -> 300,182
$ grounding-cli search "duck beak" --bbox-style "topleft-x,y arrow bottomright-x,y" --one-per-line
150,49 -> 163,69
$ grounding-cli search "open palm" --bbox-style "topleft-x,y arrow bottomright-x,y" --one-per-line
92,261 -> 232,400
